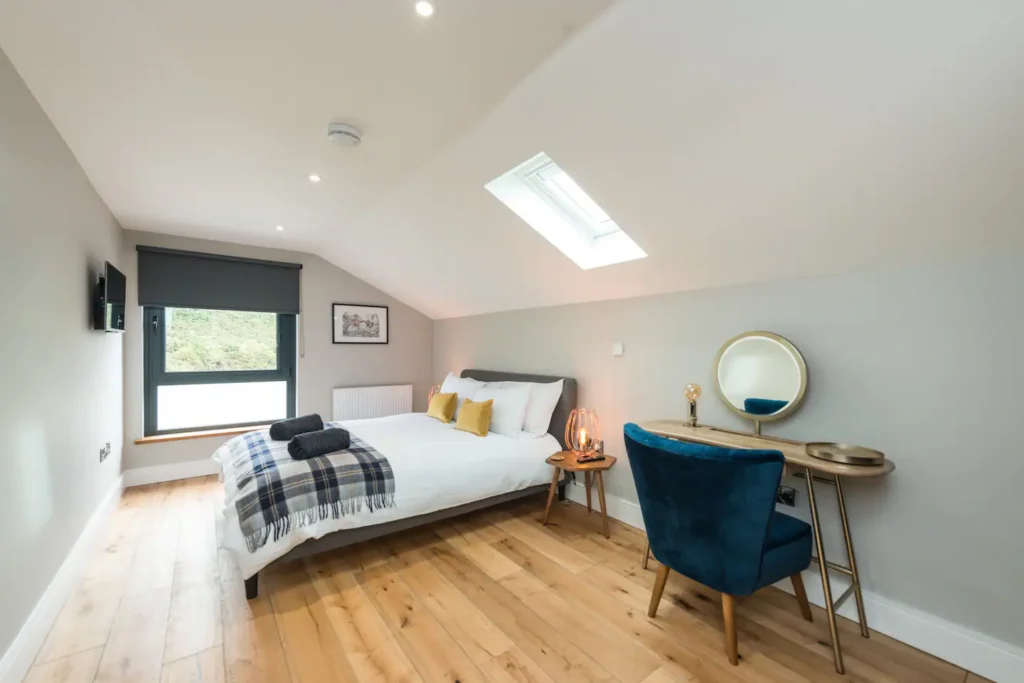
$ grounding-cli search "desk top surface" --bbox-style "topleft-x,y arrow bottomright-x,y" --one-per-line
637,420 -> 895,479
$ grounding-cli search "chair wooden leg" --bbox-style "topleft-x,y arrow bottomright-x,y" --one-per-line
648,565 -> 670,618
791,572 -> 813,622
642,540 -> 651,569
722,594 -> 738,665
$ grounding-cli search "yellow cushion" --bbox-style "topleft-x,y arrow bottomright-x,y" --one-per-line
426,392 -> 457,423
455,398 -> 493,437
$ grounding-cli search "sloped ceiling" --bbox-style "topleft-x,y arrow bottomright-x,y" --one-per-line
3,1 -> 1023,319
0,0 -> 612,265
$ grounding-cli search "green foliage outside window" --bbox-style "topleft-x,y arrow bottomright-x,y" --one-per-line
165,308 -> 277,372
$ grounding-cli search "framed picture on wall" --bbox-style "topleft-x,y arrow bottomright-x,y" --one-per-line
332,303 -> 389,344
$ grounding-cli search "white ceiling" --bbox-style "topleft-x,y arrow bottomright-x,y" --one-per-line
0,0 -> 612,255
3,0 -> 1024,319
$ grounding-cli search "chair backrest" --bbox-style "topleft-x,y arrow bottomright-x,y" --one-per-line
624,423 -> 785,596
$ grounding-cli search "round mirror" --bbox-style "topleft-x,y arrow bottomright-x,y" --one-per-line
713,331 -> 807,427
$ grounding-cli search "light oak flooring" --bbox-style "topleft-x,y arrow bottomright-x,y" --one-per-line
23,476 -> 990,683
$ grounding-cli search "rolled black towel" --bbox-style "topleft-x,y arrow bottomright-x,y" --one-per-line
288,428 -> 351,460
269,414 -> 324,441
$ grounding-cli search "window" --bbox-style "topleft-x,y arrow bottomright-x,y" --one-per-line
143,307 -> 296,435
485,152 -> 647,269
527,159 -> 619,238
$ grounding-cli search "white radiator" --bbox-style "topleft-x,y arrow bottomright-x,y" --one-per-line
332,384 -> 413,421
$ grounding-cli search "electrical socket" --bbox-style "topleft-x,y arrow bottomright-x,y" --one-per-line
99,442 -> 111,463
776,485 -> 796,507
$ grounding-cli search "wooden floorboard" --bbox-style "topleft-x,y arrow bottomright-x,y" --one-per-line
159,647 -> 225,683
19,476 -> 979,683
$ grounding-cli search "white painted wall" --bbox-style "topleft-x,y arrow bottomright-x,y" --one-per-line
121,230 -> 434,470
434,250 -> 1024,651
0,49 -> 124,658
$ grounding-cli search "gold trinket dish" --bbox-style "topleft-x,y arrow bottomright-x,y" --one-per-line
805,442 -> 886,467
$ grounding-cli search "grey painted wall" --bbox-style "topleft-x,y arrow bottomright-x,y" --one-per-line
0,50 -> 124,656
122,230 -> 434,470
434,251 -> 1024,648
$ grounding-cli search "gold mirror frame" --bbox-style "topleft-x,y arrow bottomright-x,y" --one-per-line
712,330 -> 808,434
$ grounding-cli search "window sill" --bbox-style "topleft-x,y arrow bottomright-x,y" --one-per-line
134,424 -> 268,446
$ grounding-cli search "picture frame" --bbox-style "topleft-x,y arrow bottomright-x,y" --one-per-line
332,303 -> 389,344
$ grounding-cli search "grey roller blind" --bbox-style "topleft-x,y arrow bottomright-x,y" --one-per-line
136,246 -> 302,313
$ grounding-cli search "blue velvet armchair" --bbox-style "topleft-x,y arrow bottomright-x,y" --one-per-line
624,423 -> 814,665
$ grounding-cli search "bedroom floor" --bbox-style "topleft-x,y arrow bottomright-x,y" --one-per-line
23,477 -> 985,683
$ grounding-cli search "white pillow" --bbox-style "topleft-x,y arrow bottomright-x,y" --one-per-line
439,372 -> 486,419
497,379 -> 564,437
473,384 -> 531,437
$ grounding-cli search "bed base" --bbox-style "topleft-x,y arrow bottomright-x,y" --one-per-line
244,480 -> 565,599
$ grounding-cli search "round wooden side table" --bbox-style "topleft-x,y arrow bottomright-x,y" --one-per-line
543,450 -> 617,538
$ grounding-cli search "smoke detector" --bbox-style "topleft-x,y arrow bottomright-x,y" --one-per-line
327,123 -> 362,147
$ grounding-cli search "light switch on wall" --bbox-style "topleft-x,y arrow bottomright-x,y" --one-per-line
612,342 -> 624,357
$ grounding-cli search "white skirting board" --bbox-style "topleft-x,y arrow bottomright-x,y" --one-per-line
564,476 -> 646,529
771,569 -> 1024,683
0,475 -> 124,683
122,458 -> 220,488
564,480 -> 1022,683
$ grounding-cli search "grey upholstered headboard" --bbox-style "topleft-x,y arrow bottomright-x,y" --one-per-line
460,369 -> 578,449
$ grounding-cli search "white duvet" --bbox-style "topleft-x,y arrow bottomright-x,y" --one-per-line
214,412 -> 560,578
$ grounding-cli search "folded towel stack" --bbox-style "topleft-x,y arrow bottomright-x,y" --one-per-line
269,413 -> 324,441
288,428 -> 351,460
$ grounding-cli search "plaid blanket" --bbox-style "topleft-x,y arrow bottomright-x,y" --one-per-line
224,424 -> 395,553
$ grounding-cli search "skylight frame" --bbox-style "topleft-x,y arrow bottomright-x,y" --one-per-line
485,152 -> 647,270
521,158 -> 619,241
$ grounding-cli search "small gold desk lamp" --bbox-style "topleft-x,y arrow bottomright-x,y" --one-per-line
684,383 -> 702,427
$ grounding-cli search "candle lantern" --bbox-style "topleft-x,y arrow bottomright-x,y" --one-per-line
566,408 -> 601,460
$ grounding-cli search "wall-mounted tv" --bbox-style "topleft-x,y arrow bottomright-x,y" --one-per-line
93,261 -> 126,332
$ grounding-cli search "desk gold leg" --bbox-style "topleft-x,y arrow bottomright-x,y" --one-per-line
835,475 -> 869,638
806,467 -> 844,674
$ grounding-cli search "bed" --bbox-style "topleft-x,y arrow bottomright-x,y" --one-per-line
214,369 -> 577,599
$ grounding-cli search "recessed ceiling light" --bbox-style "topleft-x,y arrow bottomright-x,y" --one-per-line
415,1 -> 435,17
276,225 -> 284,232
308,174 -> 321,183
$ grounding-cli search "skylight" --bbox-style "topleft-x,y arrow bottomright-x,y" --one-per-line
485,153 -> 647,269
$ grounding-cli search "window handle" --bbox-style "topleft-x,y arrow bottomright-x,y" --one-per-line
151,314 -> 159,333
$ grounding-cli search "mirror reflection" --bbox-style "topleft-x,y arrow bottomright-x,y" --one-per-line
716,333 -> 806,419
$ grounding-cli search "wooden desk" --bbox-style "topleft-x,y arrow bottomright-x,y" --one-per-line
640,420 -> 895,478
637,419 -> 895,675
